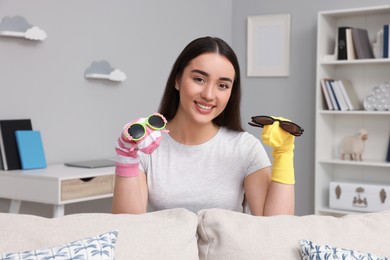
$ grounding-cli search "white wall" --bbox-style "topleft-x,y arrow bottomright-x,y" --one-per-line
0,0 -> 232,216
232,0 -> 390,215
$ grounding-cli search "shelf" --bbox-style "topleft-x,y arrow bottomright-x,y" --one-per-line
320,5 -> 390,17
317,207 -> 365,216
319,159 -> 390,168
318,207 -> 390,216
320,58 -> 390,66
318,110 -> 390,116
315,5 -> 390,216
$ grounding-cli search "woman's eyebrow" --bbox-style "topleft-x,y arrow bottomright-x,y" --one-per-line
191,69 -> 233,83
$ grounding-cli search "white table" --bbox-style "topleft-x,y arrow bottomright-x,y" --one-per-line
0,164 -> 115,217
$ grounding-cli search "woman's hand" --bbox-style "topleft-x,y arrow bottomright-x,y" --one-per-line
115,113 -> 167,177
261,116 -> 295,185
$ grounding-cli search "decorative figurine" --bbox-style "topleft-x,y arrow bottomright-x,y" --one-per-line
339,129 -> 368,161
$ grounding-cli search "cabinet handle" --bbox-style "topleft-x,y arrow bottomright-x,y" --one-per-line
335,185 -> 341,199
79,177 -> 95,182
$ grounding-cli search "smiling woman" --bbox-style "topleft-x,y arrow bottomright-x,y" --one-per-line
112,36 -> 296,216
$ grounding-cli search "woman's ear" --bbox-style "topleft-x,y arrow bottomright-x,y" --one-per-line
175,80 -> 180,90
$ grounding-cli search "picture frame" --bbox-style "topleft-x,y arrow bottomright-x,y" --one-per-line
247,14 -> 291,77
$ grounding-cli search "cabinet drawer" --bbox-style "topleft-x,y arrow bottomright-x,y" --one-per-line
61,175 -> 114,201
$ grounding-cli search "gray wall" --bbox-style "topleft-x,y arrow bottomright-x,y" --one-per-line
1,0 -> 389,217
0,0 -> 232,216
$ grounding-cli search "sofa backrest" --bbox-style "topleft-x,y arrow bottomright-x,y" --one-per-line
197,208 -> 390,259
0,208 -> 199,260
0,208 -> 389,259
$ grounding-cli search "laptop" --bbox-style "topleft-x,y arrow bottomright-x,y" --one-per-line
64,159 -> 116,169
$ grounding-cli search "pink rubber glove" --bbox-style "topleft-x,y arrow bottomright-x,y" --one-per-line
115,115 -> 166,177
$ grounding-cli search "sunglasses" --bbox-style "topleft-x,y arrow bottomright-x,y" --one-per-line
124,113 -> 167,141
248,115 -> 304,137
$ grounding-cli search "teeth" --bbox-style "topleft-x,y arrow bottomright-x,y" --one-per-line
197,103 -> 212,110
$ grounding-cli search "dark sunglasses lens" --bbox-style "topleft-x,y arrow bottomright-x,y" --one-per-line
148,115 -> 165,129
128,124 -> 145,139
253,116 -> 274,125
279,122 -> 300,135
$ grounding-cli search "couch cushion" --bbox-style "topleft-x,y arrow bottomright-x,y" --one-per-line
197,208 -> 390,260
0,208 -> 199,260
0,230 -> 118,260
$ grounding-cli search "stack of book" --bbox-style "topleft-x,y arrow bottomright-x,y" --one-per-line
320,79 -> 362,111
337,26 -> 375,60
338,25 -> 390,60
0,119 -> 46,170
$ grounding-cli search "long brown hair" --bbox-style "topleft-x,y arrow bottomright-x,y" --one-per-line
158,36 -> 243,132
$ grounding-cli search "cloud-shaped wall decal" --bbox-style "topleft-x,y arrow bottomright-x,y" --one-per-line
109,69 -> 127,82
0,16 -> 47,41
85,60 -> 127,82
25,26 -> 47,40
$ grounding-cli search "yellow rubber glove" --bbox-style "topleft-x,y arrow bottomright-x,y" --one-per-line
261,116 -> 295,184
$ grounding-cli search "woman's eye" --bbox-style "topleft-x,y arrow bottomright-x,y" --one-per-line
219,83 -> 230,89
194,77 -> 205,83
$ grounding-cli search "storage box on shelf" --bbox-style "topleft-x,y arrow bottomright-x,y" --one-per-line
315,5 -> 390,216
329,181 -> 390,212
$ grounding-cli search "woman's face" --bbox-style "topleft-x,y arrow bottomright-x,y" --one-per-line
176,53 -> 235,126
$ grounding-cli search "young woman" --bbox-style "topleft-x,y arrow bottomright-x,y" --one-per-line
112,36 -> 295,216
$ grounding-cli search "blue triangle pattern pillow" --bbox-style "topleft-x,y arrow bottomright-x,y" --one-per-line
299,239 -> 388,260
0,230 -> 118,260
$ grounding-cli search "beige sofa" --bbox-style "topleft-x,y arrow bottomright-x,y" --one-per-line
0,208 -> 389,259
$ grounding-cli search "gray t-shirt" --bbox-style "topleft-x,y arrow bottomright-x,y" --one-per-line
139,127 -> 271,213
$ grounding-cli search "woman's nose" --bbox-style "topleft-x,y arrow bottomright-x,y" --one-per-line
201,84 -> 214,100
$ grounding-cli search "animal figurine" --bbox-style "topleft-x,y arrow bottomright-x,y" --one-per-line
339,129 -> 368,161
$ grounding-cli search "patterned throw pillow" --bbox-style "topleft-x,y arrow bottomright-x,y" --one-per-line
0,230 -> 118,260
299,239 -> 388,260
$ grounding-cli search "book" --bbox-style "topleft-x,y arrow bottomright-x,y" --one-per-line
384,24 -> 389,58
338,80 -> 362,110
372,28 -> 384,58
387,136 -> 390,162
330,80 -> 348,111
326,79 -> 340,110
345,28 -> 356,60
337,27 -> 349,60
15,130 -> 46,170
0,119 -> 33,170
337,80 -> 353,110
320,79 -> 333,110
0,145 -> 3,170
351,27 -> 374,59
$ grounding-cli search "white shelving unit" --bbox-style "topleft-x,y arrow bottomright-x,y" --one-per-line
315,5 -> 390,216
